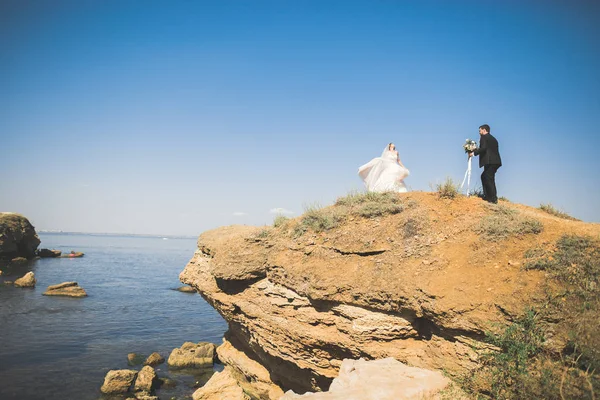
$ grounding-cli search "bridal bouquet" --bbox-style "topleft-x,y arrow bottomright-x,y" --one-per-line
463,139 -> 477,153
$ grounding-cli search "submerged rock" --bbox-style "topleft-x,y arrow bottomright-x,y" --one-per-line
43,282 -> 87,297
281,358 -> 453,399
101,369 -> 138,394
158,377 -> 177,388
14,272 -> 36,288
168,342 -> 216,369
128,353 -> 145,366
144,352 -> 165,367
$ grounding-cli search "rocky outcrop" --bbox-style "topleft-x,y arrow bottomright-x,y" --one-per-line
43,282 -> 87,297
14,272 -> 36,288
167,342 -> 216,369
0,213 -> 40,260
181,192 -> 600,396
281,358 -> 459,399
101,369 -> 138,394
37,248 -> 61,258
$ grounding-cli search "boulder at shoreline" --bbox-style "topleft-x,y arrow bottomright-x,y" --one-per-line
43,282 -> 87,297
167,342 -> 216,369
14,272 -> 36,288
0,213 -> 40,260
281,358 -> 455,399
144,352 -> 165,367
101,369 -> 138,394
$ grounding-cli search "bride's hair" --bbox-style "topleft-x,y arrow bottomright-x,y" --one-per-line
388,142 -> 394,150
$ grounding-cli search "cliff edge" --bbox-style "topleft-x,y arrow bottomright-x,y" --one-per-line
181,192 -> 600,398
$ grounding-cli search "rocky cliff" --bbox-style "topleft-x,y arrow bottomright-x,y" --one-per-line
180,192 -> 600,398
0,213 -> 40,260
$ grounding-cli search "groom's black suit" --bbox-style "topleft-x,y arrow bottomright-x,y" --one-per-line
474,133 -> 502,203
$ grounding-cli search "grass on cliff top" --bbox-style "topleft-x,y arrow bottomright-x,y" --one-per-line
435,177 -> 461,199
475,204 -> 543,241
291,191 -> 406,237
539,203 -> 579,221
464,234 -> 600,399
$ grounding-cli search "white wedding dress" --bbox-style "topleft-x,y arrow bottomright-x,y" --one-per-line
358,148 -> 410,193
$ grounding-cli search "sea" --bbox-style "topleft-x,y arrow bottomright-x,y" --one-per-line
0,233 -> 228,400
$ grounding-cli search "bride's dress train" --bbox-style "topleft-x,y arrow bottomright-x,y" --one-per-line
358,148 -> 410,193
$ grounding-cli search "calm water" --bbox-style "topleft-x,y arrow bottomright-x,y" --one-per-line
0,233 -> 228,400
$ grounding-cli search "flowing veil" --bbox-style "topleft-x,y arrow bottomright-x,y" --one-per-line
358,145 -> 409,192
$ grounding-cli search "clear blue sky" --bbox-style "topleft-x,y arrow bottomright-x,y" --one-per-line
1,1 -> 599,236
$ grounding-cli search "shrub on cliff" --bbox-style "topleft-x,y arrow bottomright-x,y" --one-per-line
476,205 -> 543,241
273,215 -> 290,228
435,177 -> 460,199
539,203 -> 578,221
293,204 -> 346,237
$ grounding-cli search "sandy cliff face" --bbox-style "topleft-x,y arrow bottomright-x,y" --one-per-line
180,193 -> 599,396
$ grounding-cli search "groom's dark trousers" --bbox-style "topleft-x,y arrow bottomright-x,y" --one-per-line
482,165 -> 500,203
474,133 -> 502,203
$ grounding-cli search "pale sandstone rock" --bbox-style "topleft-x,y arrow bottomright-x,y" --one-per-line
281,358 -> 450,400
192,367 -> 250,400
216,337 -> 284,399
43,281 -> 87,297
168,342 -> 216,369
101,369 -> 137,394
134,365 -> 157,393
14,272 -> 36,288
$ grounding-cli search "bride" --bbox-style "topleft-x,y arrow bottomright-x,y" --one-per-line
358,143 -> 410,192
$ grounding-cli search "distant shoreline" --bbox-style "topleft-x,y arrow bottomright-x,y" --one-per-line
38,231 -> 197,240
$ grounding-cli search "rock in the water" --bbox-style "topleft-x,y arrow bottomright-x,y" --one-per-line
144,352 -> 165,367
176,285 -> 196,293
281,358 -> 451,400
14,272 -> 36,288
128,353 -> 145,366
134,365 -> 157,393
37,248 -> 61,258
43,282 -> 87,297
168,342 -> 216,369
101,369 -> 138,394
192,367 -> 250,400
0,213 -> 40,260
11,257 -> 28,264
158,377 -> 177,388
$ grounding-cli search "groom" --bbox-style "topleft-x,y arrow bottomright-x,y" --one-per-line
469,124 -> 502,203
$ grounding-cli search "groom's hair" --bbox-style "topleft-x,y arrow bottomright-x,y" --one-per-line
479,124 -> 490,133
